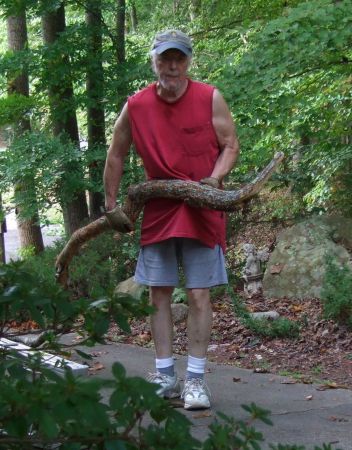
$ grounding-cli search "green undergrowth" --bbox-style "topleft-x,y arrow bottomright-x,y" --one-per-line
321,256 -> 352,330
0,260 -> 340,449
229,287 -> 300,340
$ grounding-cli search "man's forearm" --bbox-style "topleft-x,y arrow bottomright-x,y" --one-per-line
103,155 -> 124,210
210,142 -> 240,182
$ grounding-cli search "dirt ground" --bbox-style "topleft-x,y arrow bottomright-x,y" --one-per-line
108,214 -> 352,390
108,292 -> 352,389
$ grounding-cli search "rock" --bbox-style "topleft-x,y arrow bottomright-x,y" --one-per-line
115,277 -> 146,300
250,311 -> 280,320
263,215 -> 352,299
171,303 -> 188,323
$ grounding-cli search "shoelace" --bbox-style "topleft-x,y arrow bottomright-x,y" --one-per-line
147,372 -> 170,384
182,378 -> 211,398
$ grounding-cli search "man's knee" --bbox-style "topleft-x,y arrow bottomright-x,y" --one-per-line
187,288 -> 211,312
150,286 -> 174,307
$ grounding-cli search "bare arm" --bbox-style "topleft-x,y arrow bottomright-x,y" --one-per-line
103,103 -> 132,211
210,89 -> 240,182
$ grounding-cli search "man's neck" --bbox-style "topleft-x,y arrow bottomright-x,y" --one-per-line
156,79 -> 189,103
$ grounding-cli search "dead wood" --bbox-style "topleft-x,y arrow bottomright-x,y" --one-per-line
56,152 -> 284,287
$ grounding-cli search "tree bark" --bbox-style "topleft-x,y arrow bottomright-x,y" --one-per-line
0,194 -> 6,263
85,0 -> 106,220
129,1 -> 138,31
56,152 -> 284,287
116,0 -> 126,64
7,12 -> 44,254
190,0 -> 201,21
42,2 -> 89,235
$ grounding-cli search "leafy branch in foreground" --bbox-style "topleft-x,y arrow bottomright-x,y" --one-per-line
0,263 -> 338,449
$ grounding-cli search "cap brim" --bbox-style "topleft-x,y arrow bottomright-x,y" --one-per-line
154,42 -> 192,56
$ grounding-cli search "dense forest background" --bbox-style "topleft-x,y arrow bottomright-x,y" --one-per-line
0,3 -> 351,447
0,0 -> 351,255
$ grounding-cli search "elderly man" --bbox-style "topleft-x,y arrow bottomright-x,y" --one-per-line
104,29 -> 239,409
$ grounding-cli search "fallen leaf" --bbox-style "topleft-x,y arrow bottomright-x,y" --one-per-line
305,395 -> 313,401
233,377 -> 241,382
168,398 -> 184,408
281,379 -> 297,385
88,362 -> 105,373
270,263 -> 285,274
253,368 -> 269,374
317,382 -> 349,391
192,410 -> 212,419
329,416 -> 349,423
291,305 -> 303,313
90,351 -> 108,357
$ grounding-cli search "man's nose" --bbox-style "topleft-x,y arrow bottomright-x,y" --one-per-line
169,59 -> 178,69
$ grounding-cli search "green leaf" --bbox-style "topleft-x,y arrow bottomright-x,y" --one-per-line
74,349 -> 93,360
111,362 -> 126,380
105,441 -> 127,450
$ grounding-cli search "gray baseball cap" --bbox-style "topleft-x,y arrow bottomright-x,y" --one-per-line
151,29 -> 192,56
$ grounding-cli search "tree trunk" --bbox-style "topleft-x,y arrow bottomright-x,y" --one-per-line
56,152 -> 284,287
129,1 -> 138,31
7,12 -> 44,254
116,0 -> 126,64
189,0 -> 201,21
85,0 -> 106,220
0,194 -> 6,263
41,2 -> 89,235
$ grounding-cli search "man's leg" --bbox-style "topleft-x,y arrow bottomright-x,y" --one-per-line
181,288 -> 212,409
181,240 -> 227,409
187,288 -> 212,359
150,286 -> 174,360
148,286 -> 180,397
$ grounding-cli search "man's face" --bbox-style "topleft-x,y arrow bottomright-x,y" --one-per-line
154,48 -> 189,93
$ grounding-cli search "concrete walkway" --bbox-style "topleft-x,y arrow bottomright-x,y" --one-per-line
3,211 -> 62,262
63,335 -> 352,450
3,215 -> 352,449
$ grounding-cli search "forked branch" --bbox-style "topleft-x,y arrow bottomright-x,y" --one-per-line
56,152 -> 284,287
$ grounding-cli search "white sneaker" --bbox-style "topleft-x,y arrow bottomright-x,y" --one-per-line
147,372 -> 181,398
182,378 -> 211,410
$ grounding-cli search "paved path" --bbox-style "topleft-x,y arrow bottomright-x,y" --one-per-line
3,211 -> 62,262
62,334 -> 352,450
3,215 -> 352,449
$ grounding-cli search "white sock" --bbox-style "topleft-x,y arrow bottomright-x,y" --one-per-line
187,355 -> 206,379
155,357 -> 174,376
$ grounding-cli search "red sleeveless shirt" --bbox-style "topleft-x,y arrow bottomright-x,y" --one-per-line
127,79 -> 226,250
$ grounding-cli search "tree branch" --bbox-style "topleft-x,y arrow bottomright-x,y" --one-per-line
55,152 -> 284,287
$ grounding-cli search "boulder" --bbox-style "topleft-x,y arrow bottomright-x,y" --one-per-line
171,303 -> 188,323
115,278 -> 188,323
263,216 -> 352,299
250,311 -> 280,320
115,277 -> 145,300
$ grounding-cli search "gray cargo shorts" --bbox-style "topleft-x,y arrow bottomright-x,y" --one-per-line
134,237 -> 228,289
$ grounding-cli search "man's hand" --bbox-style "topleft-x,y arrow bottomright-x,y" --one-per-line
200,176 -> 220,189
105,205 -> 134,233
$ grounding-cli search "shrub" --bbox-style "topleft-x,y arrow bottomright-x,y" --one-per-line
0,262 -> 337,449
230,288 -> 300,339
321,256 -> 352,329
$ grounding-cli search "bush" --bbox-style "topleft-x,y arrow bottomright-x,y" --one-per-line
0,263 -> 338,449
19,231 -> 140,300
243,316 -> 300,339
321,256 -> 352,329
230,288 -> 300,339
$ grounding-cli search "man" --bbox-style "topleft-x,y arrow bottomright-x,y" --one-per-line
104,30 -> 239,410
